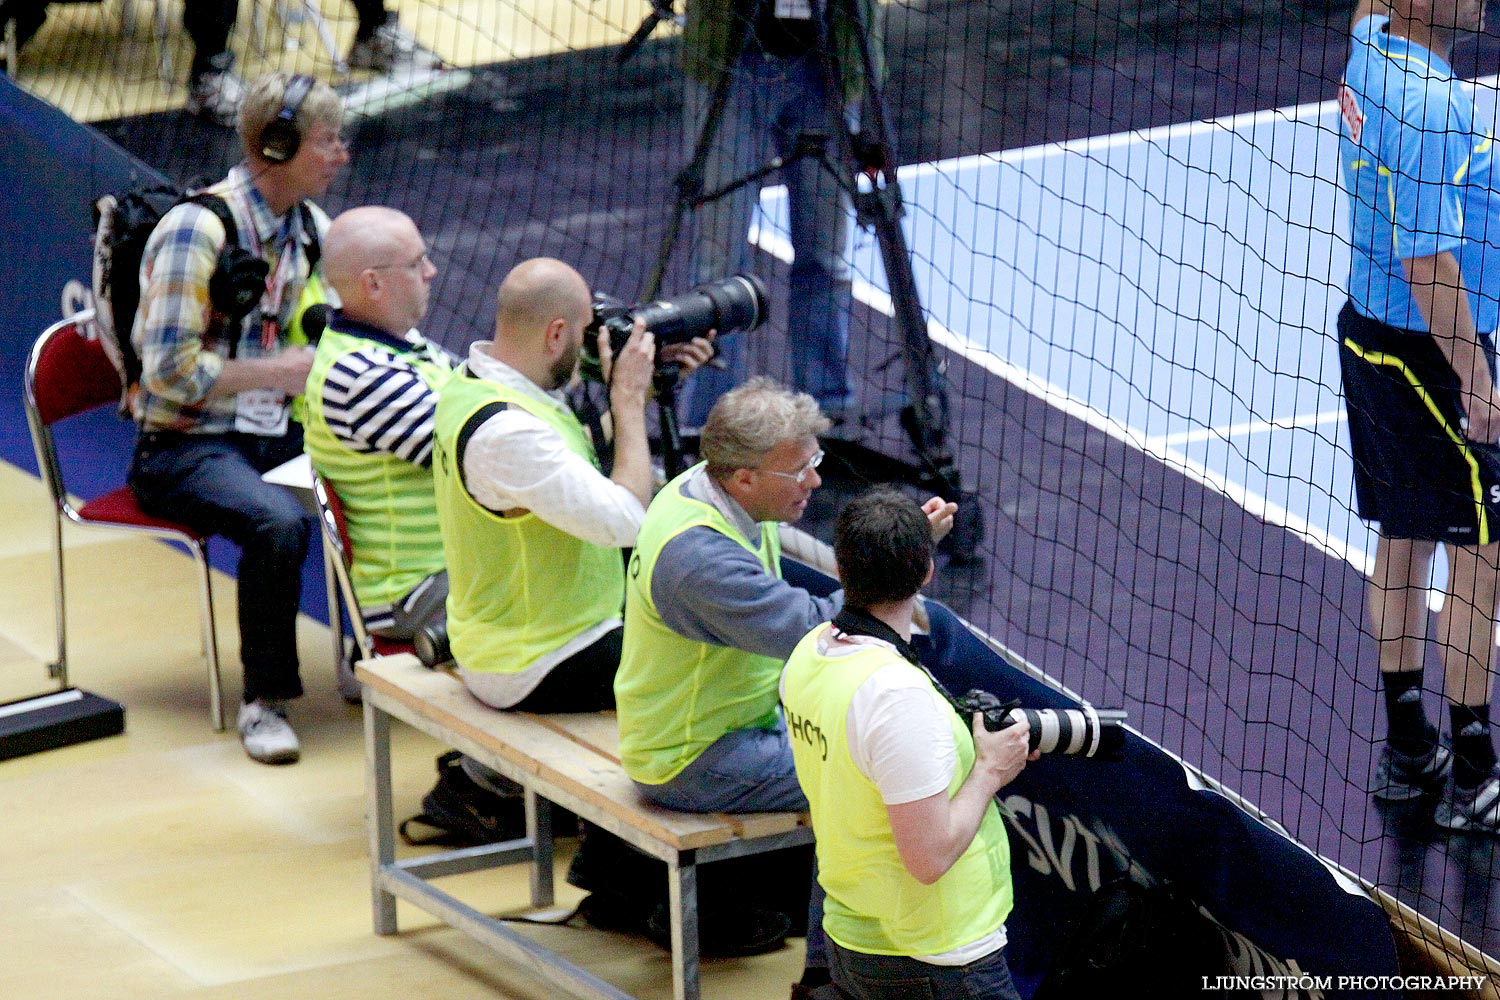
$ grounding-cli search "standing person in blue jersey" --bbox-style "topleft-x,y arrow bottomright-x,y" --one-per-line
674,0 -> 872,431
1338,0 -> 1500,831
781,487 -> 1033,1000
129,72 -> 348,765
303,206 -> 453,647
615,377 -> 976,998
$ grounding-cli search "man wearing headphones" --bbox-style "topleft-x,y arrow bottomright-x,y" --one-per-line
130,72 -> 349,765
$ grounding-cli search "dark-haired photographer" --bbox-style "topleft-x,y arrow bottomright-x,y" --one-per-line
129,71 -> 348,765
780,486 -> 1033,1000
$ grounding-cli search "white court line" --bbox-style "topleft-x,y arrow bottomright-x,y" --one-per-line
1150,410 -> 1347,449
899,96 -> 1336,181
899,71 -> 1500,180
743,81 -> 1500,578
753,221 -> 1373,575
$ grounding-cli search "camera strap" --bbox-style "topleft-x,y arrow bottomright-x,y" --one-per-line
830,606 -> 921,666
829,606 -> 984,724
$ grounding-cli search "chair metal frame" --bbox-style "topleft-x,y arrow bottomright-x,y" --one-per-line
22,310 -> 226,730
311,469 -> 376,664
310,469 -> 415,687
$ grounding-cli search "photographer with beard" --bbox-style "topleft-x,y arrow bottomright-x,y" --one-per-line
432,256 -> 713,710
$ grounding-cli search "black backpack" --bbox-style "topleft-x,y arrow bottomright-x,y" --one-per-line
90,182 -> 321,415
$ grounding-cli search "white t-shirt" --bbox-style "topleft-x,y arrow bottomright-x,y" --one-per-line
783,627 -> 1008,966
455,342 -> 640,707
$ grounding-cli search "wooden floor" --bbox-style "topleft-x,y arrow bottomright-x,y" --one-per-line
0,460 -> 803,1000
6,0 -> 658,123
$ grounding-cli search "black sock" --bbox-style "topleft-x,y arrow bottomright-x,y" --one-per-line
1382,671 -> 1435,755
1450,704 -> 1497,789
799,967 -> 831,988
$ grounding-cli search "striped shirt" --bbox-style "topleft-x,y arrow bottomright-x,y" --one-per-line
132,164 -> 329,433
317,314 -> 455,467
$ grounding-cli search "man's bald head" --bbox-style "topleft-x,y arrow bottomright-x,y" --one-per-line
322,206 -> 435,335
490,258 -> 594,389
495,258 -> 592,342
324,207 -> 417,295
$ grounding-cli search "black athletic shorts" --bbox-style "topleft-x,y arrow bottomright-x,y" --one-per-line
1338,300 -> 1500,544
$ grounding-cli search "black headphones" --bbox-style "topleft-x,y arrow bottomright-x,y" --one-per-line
259,73 -> 315,164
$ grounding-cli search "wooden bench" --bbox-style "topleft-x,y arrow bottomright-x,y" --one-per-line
357,653 -> 814,1000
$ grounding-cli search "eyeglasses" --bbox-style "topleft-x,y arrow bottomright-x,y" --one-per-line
758,449 -> 823,485
371,250 -> 433,272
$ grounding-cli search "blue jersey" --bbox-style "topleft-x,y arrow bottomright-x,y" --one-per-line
1339,15 -> 1500,333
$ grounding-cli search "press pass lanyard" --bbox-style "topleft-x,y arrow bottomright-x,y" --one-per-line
245,211 -> 302,349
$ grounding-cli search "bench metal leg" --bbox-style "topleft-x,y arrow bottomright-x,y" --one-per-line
363,699 -> 399,935
668,850 -> 701,1000
525,788 -> 555,908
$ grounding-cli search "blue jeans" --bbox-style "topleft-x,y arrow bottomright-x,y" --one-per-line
678,47 -> 856,426
635,718 -> 826,967
129,429 -> 311,703
829,940 -> 1022,1000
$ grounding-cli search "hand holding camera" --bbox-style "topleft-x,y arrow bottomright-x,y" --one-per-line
972,710 -> 1034,793
956,688 -> 1127,760
602,319 -> 656,415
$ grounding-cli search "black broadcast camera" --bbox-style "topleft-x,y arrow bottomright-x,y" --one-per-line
955,688 -> 1127,760
582,273 -> 769,377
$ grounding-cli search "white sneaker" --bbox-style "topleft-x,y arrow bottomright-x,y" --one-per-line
347,20 -> 442,74
237,699 -> 301,764
186,65 -> 246,127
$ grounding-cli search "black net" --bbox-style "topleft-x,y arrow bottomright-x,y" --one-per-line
11,0 -> 1500,971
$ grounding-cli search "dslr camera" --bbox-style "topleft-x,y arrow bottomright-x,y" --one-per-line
957,688 -> 1127,760
583,273 -> 768,374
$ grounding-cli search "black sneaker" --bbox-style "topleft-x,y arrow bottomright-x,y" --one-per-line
1436,766 -> 1500,834
1372,743 -> 1452,802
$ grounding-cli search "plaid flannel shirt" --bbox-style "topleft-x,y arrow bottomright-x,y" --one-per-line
131,164 -> 329,434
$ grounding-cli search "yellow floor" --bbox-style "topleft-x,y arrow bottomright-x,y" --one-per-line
8,0 -> 667,123
0,461 -> 801,999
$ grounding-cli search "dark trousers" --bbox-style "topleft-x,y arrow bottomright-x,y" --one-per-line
348,0 -> 390,38
183,0 -> 239,80
0,0 -> 48,51
830,940 -> 1022,1000
129,429 -> 311,703
511,626 -> 621,713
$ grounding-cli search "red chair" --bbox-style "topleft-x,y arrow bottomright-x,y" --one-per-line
311,471 -> 416,669
22,311 -> 226,730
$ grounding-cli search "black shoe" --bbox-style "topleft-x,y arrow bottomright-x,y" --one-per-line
1372,742 -> 1452,802
577,888 -> 652,935
398,750 -> 526,846
1436,766 -> 1500,834
573,857 -> 792,956
646,902 -> 791,957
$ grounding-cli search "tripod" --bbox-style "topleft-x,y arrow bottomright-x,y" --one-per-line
635,0 -> 983,561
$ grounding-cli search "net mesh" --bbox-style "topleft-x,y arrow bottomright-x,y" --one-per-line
9,0 -> 1497,968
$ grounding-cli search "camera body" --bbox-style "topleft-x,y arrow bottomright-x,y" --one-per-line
583,273 -> 769,374
208,244 -> 271,324
956,688 -> 1127,760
